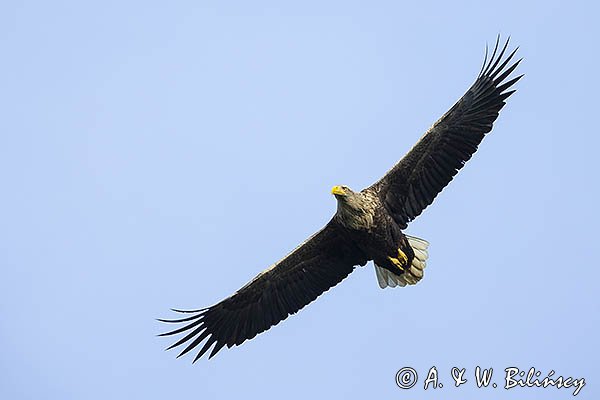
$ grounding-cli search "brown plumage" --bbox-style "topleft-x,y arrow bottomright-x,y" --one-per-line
158,36 -> 522,361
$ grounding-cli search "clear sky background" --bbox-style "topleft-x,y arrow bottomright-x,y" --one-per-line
1,1 -> 598,399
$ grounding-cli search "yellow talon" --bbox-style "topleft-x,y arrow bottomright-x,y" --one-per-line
397,249 -> 408,264
387,257 -> 404,271
387,249 -> 409,272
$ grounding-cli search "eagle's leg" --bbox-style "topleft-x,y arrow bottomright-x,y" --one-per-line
387,249 -> 409,272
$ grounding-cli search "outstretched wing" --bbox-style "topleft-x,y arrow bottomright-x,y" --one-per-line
158,221 -> 367,361
371,36 -> 523,228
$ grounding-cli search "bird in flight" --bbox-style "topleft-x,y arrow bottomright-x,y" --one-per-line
159,36 -> 522,361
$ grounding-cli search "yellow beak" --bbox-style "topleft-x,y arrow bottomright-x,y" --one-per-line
331,185 -> 345,196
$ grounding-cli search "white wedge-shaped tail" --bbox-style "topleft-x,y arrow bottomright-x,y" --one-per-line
374,235 -> 429,289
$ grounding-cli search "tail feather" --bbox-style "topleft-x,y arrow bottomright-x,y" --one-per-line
374,235 -> 429,289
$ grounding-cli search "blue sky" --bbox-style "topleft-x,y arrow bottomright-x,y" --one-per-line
1,1 -> 598,399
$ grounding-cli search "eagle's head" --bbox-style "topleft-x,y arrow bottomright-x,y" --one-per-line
331,185 -> 375,229
331,185 -> 355,199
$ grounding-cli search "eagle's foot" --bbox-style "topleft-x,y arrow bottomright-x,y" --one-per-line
387,249 -> 408,272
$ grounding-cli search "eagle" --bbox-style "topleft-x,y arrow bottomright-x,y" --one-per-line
159,36 -> 522,361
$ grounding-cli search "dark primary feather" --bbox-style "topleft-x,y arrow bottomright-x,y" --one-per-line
371,36 -> 523,228
158,221 -> 368,361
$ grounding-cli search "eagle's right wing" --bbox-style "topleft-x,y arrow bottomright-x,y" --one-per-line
158,220 -> 368,361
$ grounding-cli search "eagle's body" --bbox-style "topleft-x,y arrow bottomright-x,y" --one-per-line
332,187 -> 419,284
159,37 -> 523,361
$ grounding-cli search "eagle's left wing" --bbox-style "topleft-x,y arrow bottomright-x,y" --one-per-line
158,220 -> 367,361
370,37 -> 522,228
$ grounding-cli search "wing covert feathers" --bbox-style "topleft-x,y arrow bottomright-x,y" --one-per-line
159,221 -> 367,361
373,36 -> 522,228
